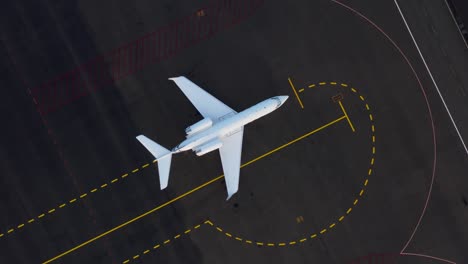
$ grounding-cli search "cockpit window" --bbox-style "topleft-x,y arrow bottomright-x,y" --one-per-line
272,96 -> 282,108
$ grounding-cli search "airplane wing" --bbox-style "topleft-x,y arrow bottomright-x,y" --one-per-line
218,127 -> 244,200
169,76 -> 236,120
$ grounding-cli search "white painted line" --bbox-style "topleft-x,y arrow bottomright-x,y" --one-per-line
443,0 -> 468,49
394,0 -> 468,156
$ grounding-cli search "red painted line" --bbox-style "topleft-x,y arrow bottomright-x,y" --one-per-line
138,38 -> 143,71
233,0 -> 239,24
163,28 -> 169,60
127,43 -> 134,75
175,20 -> 179,54
138,37 -> 143,70
184,15 -> 191,48
142,35 -> 148,68
117,48 -> 122,81
49,80 -> 55,112
32,0 -> 265,115
134,40 -> 139,73
123,45 -> 129,76
154,29 -> 159,62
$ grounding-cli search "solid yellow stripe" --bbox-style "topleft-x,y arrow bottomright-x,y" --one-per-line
338,101 -> 355,132
41,174 -> 223,263
288,77 -> 304,109
240,116 -> 346,169
42,117 -> 346,263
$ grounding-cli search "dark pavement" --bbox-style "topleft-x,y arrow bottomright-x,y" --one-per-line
0,0 -> 467,263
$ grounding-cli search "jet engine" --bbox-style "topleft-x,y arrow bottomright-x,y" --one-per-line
194,139 -> 222,156
185,118 -> 212,136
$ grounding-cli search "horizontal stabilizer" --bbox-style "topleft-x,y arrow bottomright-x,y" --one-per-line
136,135 -> 172,189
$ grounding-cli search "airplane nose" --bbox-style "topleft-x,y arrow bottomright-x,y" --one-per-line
278,95 -> 289,105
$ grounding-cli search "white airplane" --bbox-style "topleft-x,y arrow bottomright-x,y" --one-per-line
137,76 -> 288,200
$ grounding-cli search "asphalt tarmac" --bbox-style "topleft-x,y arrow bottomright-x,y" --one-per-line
0,0 -> 467,263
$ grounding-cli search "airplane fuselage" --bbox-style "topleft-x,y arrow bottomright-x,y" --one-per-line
173,96 -> 286,153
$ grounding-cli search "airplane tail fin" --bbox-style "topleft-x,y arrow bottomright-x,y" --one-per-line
136,135 -> 172,189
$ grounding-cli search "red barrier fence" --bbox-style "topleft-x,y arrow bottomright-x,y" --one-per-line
31,0 -> 265,115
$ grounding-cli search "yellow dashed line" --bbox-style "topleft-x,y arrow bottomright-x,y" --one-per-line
120,220 -> 204,262
123,260 -> 130,264
7,229 -> 14,234
204,220 -> 213,226
195,86 -> 377,251
298,88 -> 305,93
48,209 -> 56,214
267,243 -> 275,246
0,234 -> 4,237
24,81 -> 375,261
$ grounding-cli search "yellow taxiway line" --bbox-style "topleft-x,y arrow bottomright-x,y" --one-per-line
42,115 -> 346,264
288,77 -> 304,109
338,101 -> 355,132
